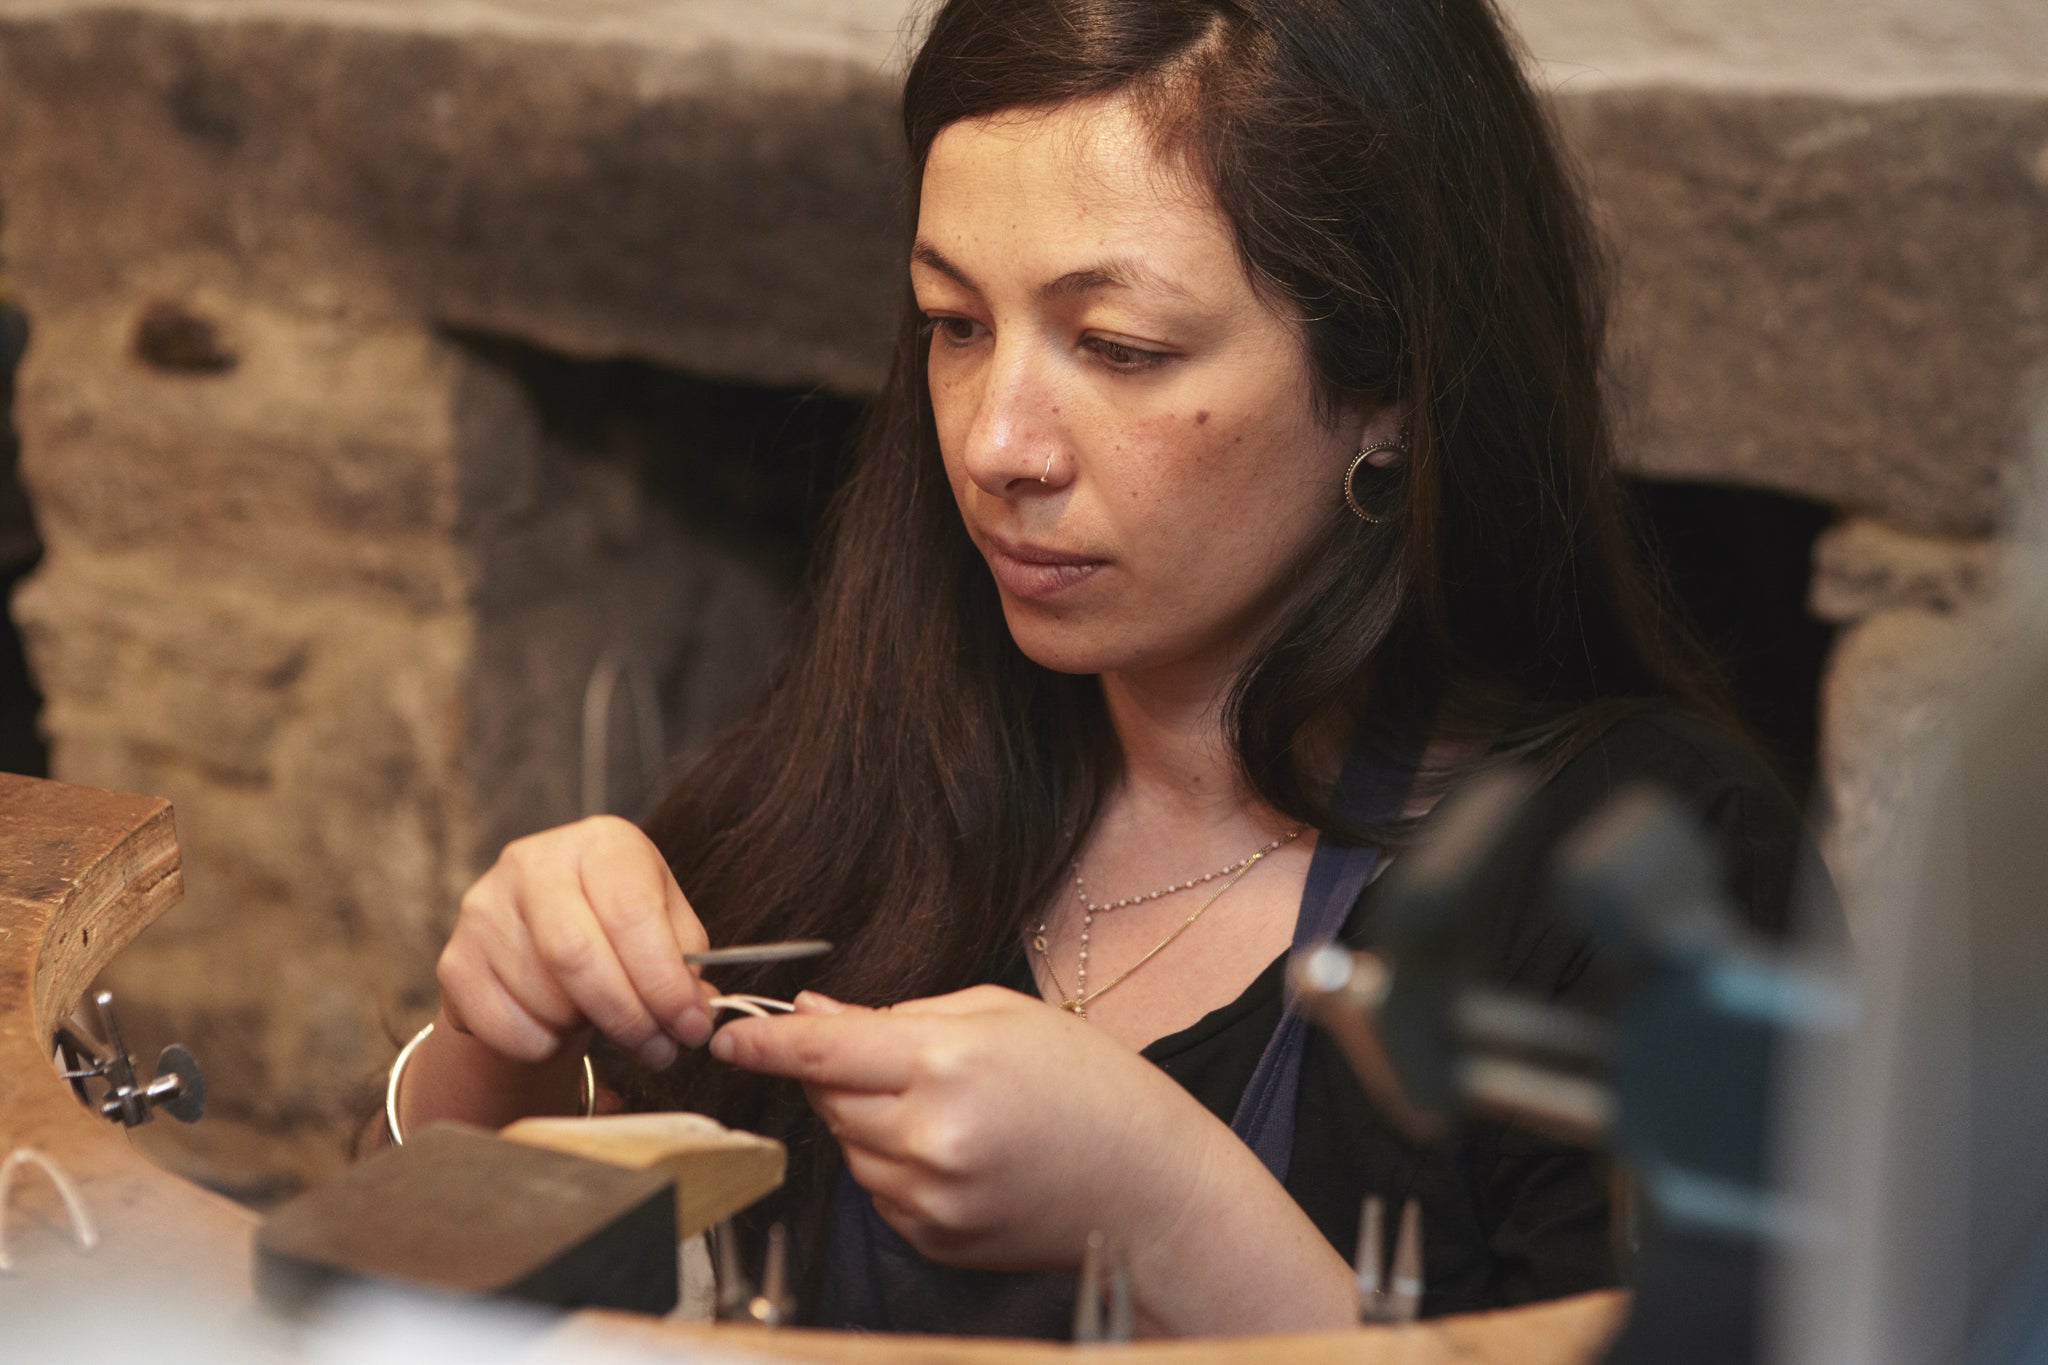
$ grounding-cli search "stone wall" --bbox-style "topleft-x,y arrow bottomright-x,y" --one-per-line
1,0 -> 2044,1194
1505,0 -> 2048,915
1501,0 -> 2048,92
0,2 -> 858,1192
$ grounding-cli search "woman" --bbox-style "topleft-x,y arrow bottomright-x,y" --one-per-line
392,0 -> 1824,1339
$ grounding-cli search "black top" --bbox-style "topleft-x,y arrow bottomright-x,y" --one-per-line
814,711 -> 1834,1335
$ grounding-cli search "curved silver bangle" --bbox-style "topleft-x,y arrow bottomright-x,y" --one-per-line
384,1021 -> 596,1147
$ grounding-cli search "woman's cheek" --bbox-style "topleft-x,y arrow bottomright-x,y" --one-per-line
927,354 -> 976,449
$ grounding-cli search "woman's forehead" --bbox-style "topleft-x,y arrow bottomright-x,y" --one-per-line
915,95 -> 1241,303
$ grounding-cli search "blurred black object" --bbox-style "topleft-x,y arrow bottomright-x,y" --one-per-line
1295,771 -> 1853,1365
0,293 -> 45,778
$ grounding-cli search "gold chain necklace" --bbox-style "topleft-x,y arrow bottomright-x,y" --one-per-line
1070,828 -> 1298,913
1031,827 -> 1303,1018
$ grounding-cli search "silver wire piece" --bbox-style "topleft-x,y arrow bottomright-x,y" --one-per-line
704,994 -> 797,1020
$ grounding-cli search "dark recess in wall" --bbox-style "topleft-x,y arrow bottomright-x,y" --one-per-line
452,331 -> 870,588
1626,477 -> 1835,806
0,294 -> 46,779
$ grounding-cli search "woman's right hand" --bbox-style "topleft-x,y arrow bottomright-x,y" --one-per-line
435,815 -> 716,1075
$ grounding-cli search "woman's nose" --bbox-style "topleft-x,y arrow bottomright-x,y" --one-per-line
957,344 -> 1066,498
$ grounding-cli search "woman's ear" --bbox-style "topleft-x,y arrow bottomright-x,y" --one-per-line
1351,406 -> 1408,468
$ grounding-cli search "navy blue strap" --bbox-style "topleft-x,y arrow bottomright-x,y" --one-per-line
1229,753 -> 1412,1182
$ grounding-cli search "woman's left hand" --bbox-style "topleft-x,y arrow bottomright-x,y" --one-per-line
708,984 -> 1225,1272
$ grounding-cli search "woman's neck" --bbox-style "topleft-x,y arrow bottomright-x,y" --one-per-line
1097,662 -> 1262,832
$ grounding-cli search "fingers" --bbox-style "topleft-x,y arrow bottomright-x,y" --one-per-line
808,1088 -> 899,1149
435,943 -> 563,1063
710,1011 -> 920,1092
573,826 -> 711,1047
438,817 -> 718,1070
512,841 -> 677,1070
834,1124 -> 986,1264
666,874 -> 710,956
438,882 -> 582,1063
887,983 -> 1039,1017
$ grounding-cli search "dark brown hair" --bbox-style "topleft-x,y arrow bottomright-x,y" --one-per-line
633,0 -> 1729,1205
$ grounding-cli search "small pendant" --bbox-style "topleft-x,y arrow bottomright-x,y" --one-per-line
1061,999 -> 1087,1017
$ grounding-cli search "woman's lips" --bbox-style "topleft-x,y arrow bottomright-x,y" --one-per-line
980,533 -> 1107,601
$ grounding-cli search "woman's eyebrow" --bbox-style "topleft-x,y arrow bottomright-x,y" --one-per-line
911,240 -> 976,289
1037,258 -> 1198,304
911,240 -> 1199,304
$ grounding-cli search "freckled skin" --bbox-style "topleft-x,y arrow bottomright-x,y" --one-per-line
913,94 -> 1396,692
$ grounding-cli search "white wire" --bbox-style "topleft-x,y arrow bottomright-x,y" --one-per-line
0,1147 -> 98,1272
705,995 -> 797,1019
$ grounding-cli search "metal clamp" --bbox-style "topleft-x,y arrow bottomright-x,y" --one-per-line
52,991 -> 205,1128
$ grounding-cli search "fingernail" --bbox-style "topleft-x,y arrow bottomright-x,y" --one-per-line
794,990 -> 846,1014
708,1029 -> 735,1062
676,1007 -> 711,1048
638,1035 -> 678,1071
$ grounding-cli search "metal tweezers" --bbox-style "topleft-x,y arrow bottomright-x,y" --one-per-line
1356,1194 -> 1424,1324
712,1218 -> 794,1327
1073,1230 -> 1134,1342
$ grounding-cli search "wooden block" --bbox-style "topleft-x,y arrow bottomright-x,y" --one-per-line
255,1122 -> 677,1316
503,1111 -> 786,1239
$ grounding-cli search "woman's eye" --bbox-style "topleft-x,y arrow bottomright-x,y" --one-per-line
922,315 -> 985,347
1084,337 -> 1169,371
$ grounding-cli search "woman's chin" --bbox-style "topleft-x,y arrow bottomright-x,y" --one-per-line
1001,611 -> 1199,680
1001,615 -> 1132,677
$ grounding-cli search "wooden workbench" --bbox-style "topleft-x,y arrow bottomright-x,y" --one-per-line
0,770 -> 1625,1361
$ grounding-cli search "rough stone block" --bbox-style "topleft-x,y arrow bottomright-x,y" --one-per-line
14,303 -> 539,611
12,557 -> 311,782
0,4 -> 910,391
1810,518 -> 2003,623
14,552 -> 473,953
1817,605 -> 2015,923
1562,90 -> 2048,534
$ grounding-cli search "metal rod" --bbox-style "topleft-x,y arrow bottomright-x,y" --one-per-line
1457,991 -> 1613,1067
1460,1055 -> 1615,1147
686,940 -> 833,968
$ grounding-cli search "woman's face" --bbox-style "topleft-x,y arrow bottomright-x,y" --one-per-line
915,94 -> 1378,686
